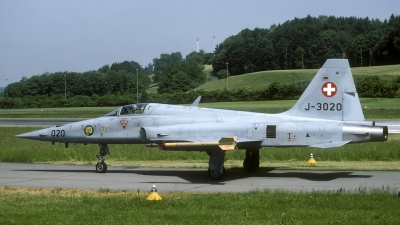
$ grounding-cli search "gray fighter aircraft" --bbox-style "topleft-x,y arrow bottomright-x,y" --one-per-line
17,59 -> 388,179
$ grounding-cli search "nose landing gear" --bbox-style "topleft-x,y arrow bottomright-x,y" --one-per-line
95,144 -> 109,173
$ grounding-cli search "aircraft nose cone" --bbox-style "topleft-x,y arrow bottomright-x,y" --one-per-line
15,130 -> 48,140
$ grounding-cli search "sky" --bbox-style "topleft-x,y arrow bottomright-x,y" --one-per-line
1,0 -> 399,86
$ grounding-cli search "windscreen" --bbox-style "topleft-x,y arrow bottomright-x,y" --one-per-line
103,104 -> 148,117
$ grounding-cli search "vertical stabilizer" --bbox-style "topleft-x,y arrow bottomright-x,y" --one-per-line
287,59 -> 364,121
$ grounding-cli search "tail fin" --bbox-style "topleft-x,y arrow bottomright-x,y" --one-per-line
287,59 -> 364,121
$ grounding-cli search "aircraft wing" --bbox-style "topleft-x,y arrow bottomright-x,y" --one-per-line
141,122 -> 263,150
145,135 -> 262,151
141,122 -> 263,151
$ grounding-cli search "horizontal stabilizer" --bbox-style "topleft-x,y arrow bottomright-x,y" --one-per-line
309,141 -> 351,148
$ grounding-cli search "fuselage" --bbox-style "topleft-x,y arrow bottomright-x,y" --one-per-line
17,102 -> 387,149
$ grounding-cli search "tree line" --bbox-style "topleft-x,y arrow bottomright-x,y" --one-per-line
1,75 -> 398,109
5,61 -> 151,99
3,50 -> 211,98
212,14 -> 400,76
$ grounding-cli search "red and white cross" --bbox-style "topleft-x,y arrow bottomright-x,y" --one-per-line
322,82 -> 337,97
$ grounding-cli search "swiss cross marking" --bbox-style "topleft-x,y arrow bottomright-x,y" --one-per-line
322,82 -> 337,97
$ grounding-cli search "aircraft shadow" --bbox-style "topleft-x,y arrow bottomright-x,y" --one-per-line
15,166 -> 372,184
130,167 -> 372,183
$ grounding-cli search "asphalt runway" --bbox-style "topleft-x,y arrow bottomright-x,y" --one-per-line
1,118 -> 399,133
1,162 -> 400,193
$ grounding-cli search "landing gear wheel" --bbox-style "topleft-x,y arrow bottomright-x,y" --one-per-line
208,167 -> 225,180
95,144 -> 109,173
96,161 -> 107,173
243,148 -> 260,172
243,158 -> 259,172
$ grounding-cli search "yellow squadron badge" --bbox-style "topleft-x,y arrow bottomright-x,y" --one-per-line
84,125 -> 94,136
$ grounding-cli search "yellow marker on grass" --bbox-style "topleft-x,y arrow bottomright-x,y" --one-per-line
308,153 -> 317,165
146,184 -> 162,201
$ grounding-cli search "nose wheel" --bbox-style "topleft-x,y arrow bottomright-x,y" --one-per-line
95,144 -> 109,173
96,160 -> 107,173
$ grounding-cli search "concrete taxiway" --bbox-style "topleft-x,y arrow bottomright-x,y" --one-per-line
1,163 -> 399,193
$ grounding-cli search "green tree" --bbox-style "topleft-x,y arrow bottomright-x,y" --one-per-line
348,34 -> 370,67
158,61 -> 206,94
186,51 -> 204,64
143,63 -> 154,75
153,52 -> 183,83
294,47 -> 306,69
110,61 -> 141,73
98,65 -> 110,73
375,14 -> 400,65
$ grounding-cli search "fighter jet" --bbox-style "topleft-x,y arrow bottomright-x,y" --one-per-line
17,59 -> 388,179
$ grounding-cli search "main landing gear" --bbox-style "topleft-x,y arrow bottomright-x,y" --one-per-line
243,148 -> 260,172
96,144 -> 110,173
206,148 -> 260,180
207,148 -> 226,180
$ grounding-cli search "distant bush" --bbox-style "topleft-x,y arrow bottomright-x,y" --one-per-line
358,76 -> 400,98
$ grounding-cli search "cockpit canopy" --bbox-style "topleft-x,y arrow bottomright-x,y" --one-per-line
103,103 -> 148,117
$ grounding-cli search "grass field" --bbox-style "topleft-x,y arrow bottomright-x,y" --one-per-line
1,187 -> 399,224
195,64 -> 400,91
196,69 -> 317,91
0,98 -> 399,118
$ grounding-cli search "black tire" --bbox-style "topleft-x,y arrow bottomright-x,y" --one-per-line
96,161 -> 107,173
243,148 -> 260,172
243,158 -> 259,172
208,167 -> 225,180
